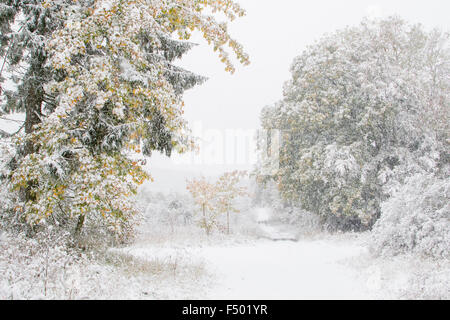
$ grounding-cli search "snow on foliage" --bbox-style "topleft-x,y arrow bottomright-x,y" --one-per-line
255,17 -> 449,233
370,171 -> 450,259
0,229 -> 210,299
0,0 -> 249,239
186,171 -> 249,235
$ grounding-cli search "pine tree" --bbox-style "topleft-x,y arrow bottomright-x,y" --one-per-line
0,0 -> 67,148
0,1 -> 70,208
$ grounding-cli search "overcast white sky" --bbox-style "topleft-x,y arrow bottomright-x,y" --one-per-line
180,0 -> 450,129
146,0 -> 450,192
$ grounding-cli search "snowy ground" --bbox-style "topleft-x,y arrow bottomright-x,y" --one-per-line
117,208 -> 387,299
1,206 -> 448,299
120,238 -> 377,299
117,207 -> 450,300
195,239 -> 374,299
190,208 -> 370,299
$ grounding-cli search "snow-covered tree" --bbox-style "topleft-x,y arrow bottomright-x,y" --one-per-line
186,176 -> 218,235
0,1 -> 70,153
255,17 -> 449,231
215,170 -> 247,234
187,171 -> 248,235
1,0 -> 249,238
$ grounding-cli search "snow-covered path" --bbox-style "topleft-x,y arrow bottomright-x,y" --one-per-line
122,208 -> 379,299
198,239 -> 373,299
197,208 -> 375,299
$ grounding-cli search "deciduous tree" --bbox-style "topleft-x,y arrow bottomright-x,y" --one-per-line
255,17 -> 449,231
215,170 -> 247,234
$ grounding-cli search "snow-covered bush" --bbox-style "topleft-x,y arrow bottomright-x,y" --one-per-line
135,183 -> 259,243
0,227 -> 210,299
370,171 -> 450,259
134,187 -> 202,243
0,229 -> 82,299
137,188 -> 195,227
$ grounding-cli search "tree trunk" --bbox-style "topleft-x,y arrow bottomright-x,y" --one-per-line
202,203 -> 209,236
74,214 -> 85,237
21,83 -> 44,203
24,84 -> 43,154
227,209 -> 230,235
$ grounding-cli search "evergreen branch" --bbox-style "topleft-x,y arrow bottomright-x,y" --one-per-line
0,24 -> 25,78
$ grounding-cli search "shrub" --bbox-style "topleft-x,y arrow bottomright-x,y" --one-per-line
370,171 -> 450,259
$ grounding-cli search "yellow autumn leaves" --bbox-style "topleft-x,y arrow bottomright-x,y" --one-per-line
9,0 -> 249,236
186,171 -> 248,234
